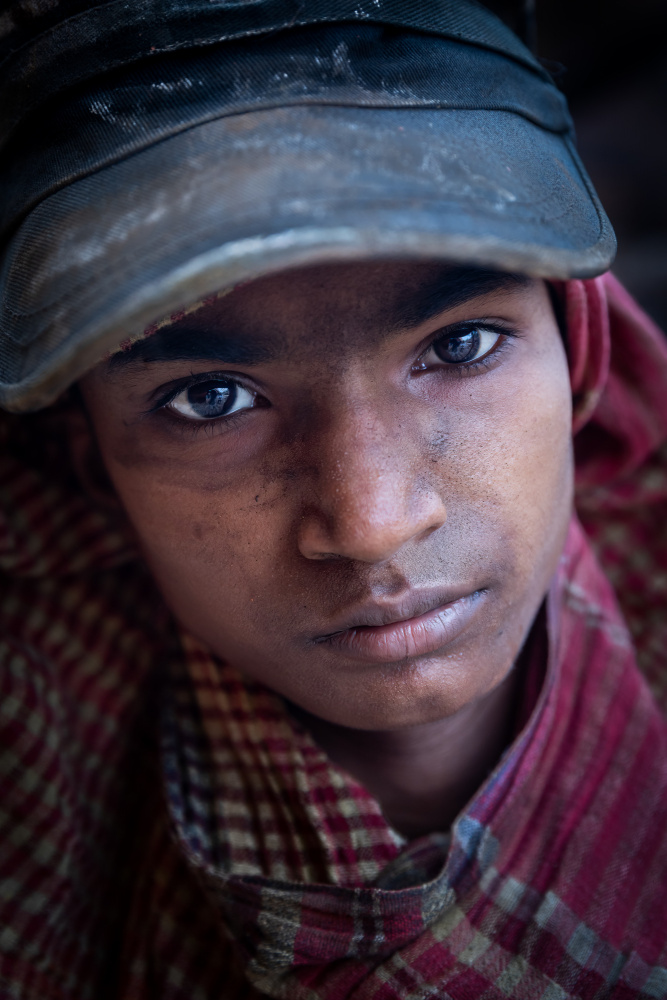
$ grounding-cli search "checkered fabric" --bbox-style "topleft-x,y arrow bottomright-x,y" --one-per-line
1,274 -> 667,999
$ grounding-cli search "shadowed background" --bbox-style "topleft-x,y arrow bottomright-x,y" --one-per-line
489,0 -> 667,329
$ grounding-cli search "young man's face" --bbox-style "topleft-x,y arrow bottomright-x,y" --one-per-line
79,261 -> 573,729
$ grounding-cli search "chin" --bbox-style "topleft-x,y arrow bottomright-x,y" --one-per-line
298,651 -> 511,731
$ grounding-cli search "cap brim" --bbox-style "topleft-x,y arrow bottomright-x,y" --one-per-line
0,103 -> 615,411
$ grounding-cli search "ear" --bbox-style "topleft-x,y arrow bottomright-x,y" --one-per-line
64,390 -> 122,513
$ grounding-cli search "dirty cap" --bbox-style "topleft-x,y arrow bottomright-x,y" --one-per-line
0,0 -> 615,411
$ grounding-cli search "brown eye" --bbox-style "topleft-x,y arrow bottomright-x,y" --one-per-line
167,379 -> 256,421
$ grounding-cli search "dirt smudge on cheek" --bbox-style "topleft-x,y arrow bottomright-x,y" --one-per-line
107,425 -> 251,496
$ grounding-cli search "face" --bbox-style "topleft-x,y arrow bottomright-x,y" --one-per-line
79,261 -> 573,730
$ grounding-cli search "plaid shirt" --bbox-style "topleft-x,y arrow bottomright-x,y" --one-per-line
1,275 -> 667,999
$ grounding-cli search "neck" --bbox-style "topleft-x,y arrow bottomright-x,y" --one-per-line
291,666 -> 522,840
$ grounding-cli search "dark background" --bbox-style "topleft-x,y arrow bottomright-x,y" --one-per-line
488,0 -> 667,329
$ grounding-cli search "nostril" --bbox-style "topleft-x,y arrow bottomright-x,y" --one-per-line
421,520 -> 445,541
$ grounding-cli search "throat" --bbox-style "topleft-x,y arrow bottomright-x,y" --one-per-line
290,666 -> 522,840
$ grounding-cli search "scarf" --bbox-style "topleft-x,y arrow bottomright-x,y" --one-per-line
0,273 -> 666,999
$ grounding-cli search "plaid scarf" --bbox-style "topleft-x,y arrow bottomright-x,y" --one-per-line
1,274 -> 667,999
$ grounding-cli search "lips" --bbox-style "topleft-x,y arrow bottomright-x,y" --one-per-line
314,589 -> 485,664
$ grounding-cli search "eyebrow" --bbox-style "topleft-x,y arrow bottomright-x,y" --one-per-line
108,266 -> 530,371
107,329 -> 278,371
389,266 -> 530,330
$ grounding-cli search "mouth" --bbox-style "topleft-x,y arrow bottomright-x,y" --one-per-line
313,588 -> 486,664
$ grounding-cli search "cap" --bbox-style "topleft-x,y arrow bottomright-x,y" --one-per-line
0,0 -> 616,411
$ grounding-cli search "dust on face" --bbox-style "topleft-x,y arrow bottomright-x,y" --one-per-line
77,261 -> 573,730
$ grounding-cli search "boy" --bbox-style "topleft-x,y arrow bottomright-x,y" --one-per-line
1,1 -> 667,998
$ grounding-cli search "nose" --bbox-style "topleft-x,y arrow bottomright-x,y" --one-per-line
296,401 -> 447,564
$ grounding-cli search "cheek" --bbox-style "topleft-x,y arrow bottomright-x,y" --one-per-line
93,429 -> 295,628
500,338 -> 573,516
442,333 -> 573,594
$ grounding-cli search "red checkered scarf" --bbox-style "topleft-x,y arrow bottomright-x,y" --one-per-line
1,274 -> 667,999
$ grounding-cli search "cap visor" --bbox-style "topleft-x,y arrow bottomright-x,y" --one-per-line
1,104 -> 615,410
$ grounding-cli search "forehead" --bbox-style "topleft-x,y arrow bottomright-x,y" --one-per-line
109,262 -> 530,372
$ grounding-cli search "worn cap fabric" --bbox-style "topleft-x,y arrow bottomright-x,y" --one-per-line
0,0 -> 616,411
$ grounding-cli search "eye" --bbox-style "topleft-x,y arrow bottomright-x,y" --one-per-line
166,378 -> 257,421
415,326 -> 503,369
